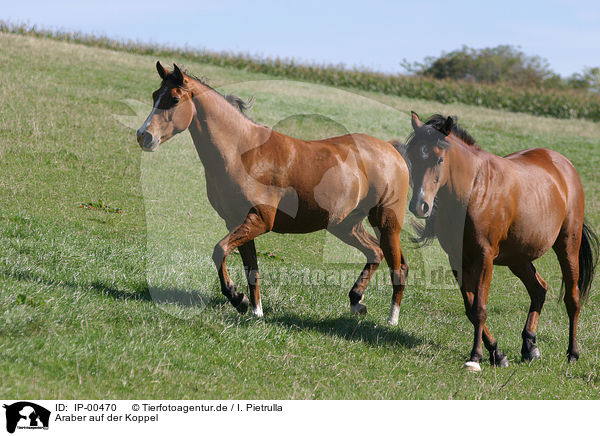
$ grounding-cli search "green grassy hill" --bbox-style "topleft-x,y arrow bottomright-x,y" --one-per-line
1,32 -> 599,399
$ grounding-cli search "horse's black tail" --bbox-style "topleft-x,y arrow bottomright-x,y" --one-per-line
577,220 -> 599,303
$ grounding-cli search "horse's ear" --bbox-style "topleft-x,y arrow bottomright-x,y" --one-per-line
440,116 -> 453,136
156,61 -> 167,79
411,111 -> 422,130
173,64 -> 184,85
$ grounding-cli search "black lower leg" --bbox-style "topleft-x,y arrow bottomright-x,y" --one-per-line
348,262 -> 377,306
483,338 -> 508,367
220,282 -> 249,314
348,288 -> 363,306
567,326 -> 579,362
468,311 -> 486,363
567,350 -> 579,363
217,266 -> 249,314
469,347 -> 484,363
521,329 -> 540,361
489,349 -> 508,367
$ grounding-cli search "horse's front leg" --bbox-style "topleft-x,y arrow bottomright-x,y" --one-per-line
462,252 -> 495,372
327,220 -> 383,316
238,240 -> 263,317
212,210 -> 270,314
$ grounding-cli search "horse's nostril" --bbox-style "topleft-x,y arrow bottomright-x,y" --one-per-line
137,131 -> 152,147
421,202 -> 430,215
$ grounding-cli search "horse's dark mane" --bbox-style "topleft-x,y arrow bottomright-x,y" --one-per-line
406,114 -> 480,151
425,114 -> 478,147
185,71 -> 207,86
166,67 -> 255,119
410,198 -> 438,247
224,94 -> 255,116
185,70 -> 254,118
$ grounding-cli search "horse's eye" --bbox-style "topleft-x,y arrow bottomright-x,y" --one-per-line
172,97 -> 180,105
437,157 -> 444,165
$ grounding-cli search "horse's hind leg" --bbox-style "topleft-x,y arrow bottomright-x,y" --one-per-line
553,231 -> 582,362
379,230 -> 409,326
509,263 -> 548,361
213,210 -> 270,314
238,240 -> 263,317
328,220 -> 383,315
367,208 -> 409,325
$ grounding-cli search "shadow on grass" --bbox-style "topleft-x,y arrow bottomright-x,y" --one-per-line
146,286 -> 228,310
2,265 -> 232,314
92,274 -> 429,352
269,311 -> 426,350
90,279 -> 233,314
89,281 -> 231,314
90,280 -> 151,301
3,266 -> 432,350
2,266 -> 145,302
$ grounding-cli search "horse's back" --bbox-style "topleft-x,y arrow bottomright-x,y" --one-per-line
310,132 -> 410,214
504,148 -> 583,208
505,147 -> 575,174
493,148 -> 584,264
323,132 -> 408,175
255,131 -> 409,231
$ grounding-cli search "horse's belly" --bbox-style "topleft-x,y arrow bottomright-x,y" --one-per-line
494,242 -> 552,265
271,208 -> 331,233
495,225 -> 561,265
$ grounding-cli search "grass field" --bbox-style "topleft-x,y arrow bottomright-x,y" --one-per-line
1,32 -> 600,399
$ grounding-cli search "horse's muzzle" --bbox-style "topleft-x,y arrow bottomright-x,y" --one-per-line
409,194 -> 431,218
137,129 -> 159,151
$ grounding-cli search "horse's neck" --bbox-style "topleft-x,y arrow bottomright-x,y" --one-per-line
187,83 -> 268,175
440,139 -> 485,208
433,140 -> 486,257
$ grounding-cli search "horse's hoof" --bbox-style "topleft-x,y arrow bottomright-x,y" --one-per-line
235,295 -> 250,314
567,352 -> 579,363
250,300 -> 263,318
350,302 -> 367,315
490,353 -> 509,368
462,361 -> 482,372
521,347 -> 541,362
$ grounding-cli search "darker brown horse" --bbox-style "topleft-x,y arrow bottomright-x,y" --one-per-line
406,112 -> 598,371
136,62 -> 410,323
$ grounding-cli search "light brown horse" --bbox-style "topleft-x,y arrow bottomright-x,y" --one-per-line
406,112 -> 598,371
136,62 -> 410,323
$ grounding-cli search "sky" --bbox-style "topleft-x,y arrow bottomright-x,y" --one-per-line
4,0 -> 600,77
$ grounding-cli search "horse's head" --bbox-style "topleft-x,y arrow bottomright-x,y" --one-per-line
406,111 -> 453,218
137,62 -> 196,151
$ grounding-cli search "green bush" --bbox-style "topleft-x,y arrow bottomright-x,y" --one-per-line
401,45 -> 554,87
